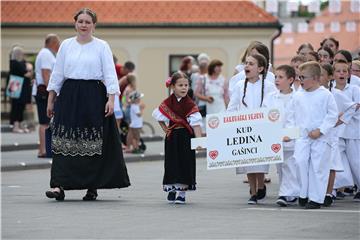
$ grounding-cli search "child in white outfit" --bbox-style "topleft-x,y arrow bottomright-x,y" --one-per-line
264,65 -> 299,207
287,61 -> 338,209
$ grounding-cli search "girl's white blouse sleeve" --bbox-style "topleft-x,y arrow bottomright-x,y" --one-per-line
152,108 -> 202,127
152,108 -> 169,124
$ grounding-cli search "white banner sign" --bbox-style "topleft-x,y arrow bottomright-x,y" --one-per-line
205,108 -> 284,170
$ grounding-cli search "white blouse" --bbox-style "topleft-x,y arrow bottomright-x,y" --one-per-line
287,86 -> 338,140
152,97 -> 202,127
47,37 -> 119,95
229,70 -> 275,97
227,78 -> 277,112
336,84 -> 360,139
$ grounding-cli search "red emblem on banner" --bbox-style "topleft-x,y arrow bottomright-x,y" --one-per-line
209,150 -> 219,160
271,144 -> 281,153
208,116 -> 220,129
268,109 -> 280,122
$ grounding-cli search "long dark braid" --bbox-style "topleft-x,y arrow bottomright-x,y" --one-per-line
260,63 -> 268,107
242,78 -> 249,107
243,53 -> 267,107
329,79 -> 334,92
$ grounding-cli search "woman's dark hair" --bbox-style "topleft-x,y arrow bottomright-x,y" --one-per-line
317,46 -> 334,59
170,72 -> 189,85
335,50 -> 352,63
321,63 -> 334,92
74,8 -> 97,24
240,41 -> 262,63
242,53 -> 268,107
208,59 -> 223,76
297,43 -> 314,54
321,63 -> 334,76
320,37 -> 339,50
252,42 -> 270,68
180,56 -> 192,72
307,51 -> 320,62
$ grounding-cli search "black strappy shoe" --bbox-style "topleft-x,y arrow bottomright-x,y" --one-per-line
45,187 -> 65,201
83,189 -> 98,201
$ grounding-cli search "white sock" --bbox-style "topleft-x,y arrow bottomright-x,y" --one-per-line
178,191 -> 186,198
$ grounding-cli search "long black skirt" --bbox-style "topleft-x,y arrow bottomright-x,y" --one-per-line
49,79 -> 130,190
163,128 -> 196,191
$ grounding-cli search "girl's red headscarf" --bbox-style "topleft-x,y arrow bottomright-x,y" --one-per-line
159,93 -> 199,137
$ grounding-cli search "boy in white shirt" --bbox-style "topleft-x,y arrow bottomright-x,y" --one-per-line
264,65 -> 299,207
287,61 -> 338,209
126,91 -> 145,154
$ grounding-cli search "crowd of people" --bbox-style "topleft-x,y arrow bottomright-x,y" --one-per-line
5,8 -> 359,207
153,37 -> 359,207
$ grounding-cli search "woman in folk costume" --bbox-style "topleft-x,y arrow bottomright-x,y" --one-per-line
152,72 -> 202,204
45,8 -> 130,201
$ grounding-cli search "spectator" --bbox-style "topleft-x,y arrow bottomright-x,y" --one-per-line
320,37 -> 339,55
9,46 -> 32,133
34,33 -> 60,157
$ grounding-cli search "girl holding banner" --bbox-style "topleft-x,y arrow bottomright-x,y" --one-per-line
227,54 -> 276,204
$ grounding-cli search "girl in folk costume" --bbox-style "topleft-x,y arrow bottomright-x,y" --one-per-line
152,72 -> 202,204
227,53 -> 276,204
332,60 -> 360,202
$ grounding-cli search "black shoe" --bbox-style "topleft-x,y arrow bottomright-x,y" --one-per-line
336,191 -> 345,200
298,197 -> 308,207
353,192 -> 360,202
83,189 -> 98,201
175,196 -> 186,204
276,196 -> 287,207
256,185 -> 266,202
323,195 -> 333,207
167,191 -> 176,203
248,195 -> 257,205
305,201 -> 321,209
45,188 -> 65,201
344,187 -> 354,196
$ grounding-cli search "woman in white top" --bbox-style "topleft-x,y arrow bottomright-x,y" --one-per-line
45,8 -> 130,201
195,59 -> 229,115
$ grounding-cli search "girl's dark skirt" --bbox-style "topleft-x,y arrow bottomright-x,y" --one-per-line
163,128 -> 196,191
50,79 -> 130,190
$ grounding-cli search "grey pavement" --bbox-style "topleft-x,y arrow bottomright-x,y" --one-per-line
1,126 -> 163,152
1,126 -> 184,171
2,159 -> 360,240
